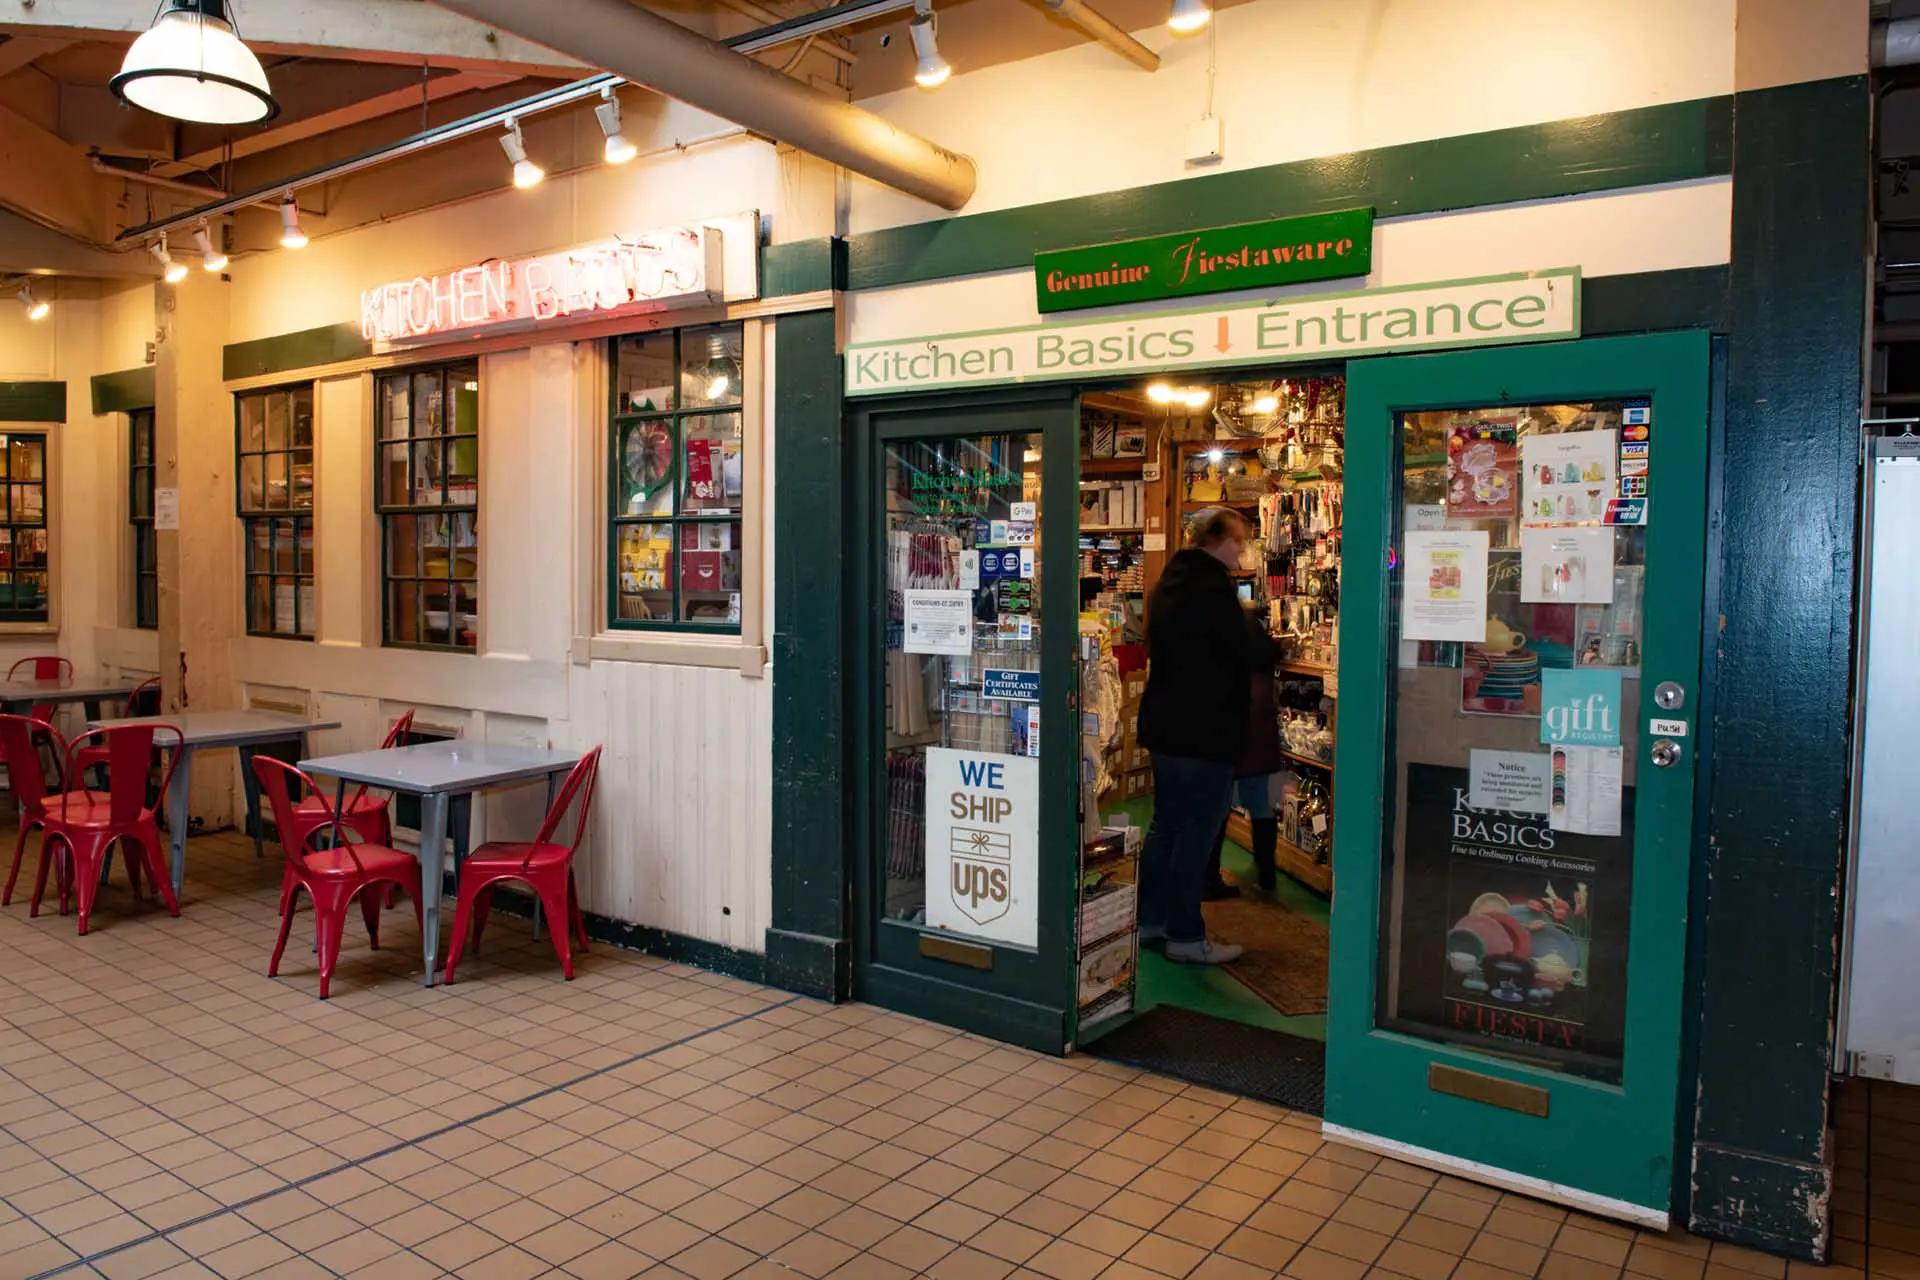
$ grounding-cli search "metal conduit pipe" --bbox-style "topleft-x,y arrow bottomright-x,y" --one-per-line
427,0 -> 978,210
1874,18 -> 1920,67
1036,0 -> 1159,71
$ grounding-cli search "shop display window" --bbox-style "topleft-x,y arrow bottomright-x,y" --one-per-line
609,324 -> 744,630
129,409 -> 157,630
0,433 -> 49,624
376,361 -> 480,650
235,385 -> 316,639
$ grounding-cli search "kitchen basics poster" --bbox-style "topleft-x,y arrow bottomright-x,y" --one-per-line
1388,763 -> 1633,1081
1522,429 -> 1617,527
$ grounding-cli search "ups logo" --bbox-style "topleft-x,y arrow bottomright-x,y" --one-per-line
949,826 -> 1012,925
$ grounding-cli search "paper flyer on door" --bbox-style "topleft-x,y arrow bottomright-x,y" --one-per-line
1521,429 -> 1616,527
1401,530 -> 1490,642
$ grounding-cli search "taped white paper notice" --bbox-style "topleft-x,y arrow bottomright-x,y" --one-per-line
1469,749 -> 1551,815
1550,745 -> 1623,836
903,589 -> 973,655
1401,530 -> 1490,641
1520,526 -> 1614,604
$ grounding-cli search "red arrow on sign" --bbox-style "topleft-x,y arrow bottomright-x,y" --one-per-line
1215,316 -> 1231,354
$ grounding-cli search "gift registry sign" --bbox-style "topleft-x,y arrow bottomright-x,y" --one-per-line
925,748 -> 1039,947
847,270 -> 1581,396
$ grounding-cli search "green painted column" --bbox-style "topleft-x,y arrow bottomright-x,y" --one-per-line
1689,75 -> 1870,1259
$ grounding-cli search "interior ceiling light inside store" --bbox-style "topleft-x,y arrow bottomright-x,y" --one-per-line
15,284 -> 47,322
110,0 -> 279,125
1147,382 -> 1212,408
909,0 -> 952,88
1168,0 -> 1212,33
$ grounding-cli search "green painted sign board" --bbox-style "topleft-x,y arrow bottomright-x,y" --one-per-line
1034,208 -> 1374,314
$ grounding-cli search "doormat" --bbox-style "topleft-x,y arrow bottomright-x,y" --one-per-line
1082,1006 -> 1325,1115
1203,891 -> 1330,1016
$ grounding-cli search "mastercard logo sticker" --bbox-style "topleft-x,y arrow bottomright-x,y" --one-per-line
1623,423 -> 1649,442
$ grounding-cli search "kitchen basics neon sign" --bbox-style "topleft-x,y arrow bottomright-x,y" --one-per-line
360,224 -> 723,345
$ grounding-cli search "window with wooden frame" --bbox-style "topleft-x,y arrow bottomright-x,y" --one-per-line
376,360 -> 479,651
609,324 -> 745,631
129,408 -> 157,630
235,385 -> 316,638
0,433 -> 50,624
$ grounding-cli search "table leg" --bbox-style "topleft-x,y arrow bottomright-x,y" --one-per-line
418,793 -> 450,987
167,746 -> 194,900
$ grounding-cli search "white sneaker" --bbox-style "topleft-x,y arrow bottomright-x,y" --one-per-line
1164,938 -> 1244,965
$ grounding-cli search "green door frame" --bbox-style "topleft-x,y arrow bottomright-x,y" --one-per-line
1325,330 -> 1710,1224
848,387 -> 1082,1053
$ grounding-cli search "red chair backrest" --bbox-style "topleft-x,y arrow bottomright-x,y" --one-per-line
532,747 -> 602,858
250,756 -> 365,871
0,713 -> 60,812
380,709 -> 417,750
10,656 -> 72,722
63,724 -> 181,824
126,677 -> 162,717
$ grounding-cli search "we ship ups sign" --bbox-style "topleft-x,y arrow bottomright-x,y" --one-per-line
846,269 -> 1581,397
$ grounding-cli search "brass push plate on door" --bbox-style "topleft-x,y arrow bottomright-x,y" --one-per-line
919,934 -> 993,970
1428,1063 -> 1550,1117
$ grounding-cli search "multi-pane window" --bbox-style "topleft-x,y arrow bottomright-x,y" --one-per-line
377,361 -> 479,650
130,409 -> 157,629
0,434 -> 49,624
236,385 -> 316,638
610,324 -> 745,630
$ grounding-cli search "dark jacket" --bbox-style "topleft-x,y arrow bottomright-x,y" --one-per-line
1237,611 -> 1283,779
1137,549 -> 1251,762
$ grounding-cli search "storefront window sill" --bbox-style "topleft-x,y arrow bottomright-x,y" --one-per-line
587,631 -> 767,675
0,622 -> 58,637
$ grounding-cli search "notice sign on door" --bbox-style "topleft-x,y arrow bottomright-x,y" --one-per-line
925,747 -> 1039,947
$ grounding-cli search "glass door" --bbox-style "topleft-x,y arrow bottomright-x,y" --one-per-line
851,392 -> 1082,1052
1326,332 -> 1709,1226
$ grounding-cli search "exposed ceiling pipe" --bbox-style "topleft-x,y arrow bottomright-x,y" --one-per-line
427,0 -> 977,210
1036,0 -> 1159,71
1874,18 -> 1920,67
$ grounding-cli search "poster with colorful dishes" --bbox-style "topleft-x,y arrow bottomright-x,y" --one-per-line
1459,552 -> 1577,718
1388,763 -> 1633,1082
1446,418 -> 1518,520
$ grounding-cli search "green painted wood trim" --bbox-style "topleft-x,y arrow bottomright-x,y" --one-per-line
767,309 -> 851,1001
224,324 -> 371,382
764,237 -> 844,298
91,366 -> 156,415
1688,75 -> 1871,1262
1584,267 -> 1727,337
846,96 -> 1733,292
0,381 -> 66,423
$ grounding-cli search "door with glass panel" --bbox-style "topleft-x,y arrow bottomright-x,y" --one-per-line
1326,332 -> 1708,1226
852,392 -> 1080,1053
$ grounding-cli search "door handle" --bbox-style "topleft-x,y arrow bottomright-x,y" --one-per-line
1650,740 -> 1683,768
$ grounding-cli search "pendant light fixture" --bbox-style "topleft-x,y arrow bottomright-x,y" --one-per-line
277,195 -> 307,249
150,240 -> 189,284
908,0 -> 951,89
595,87 -> 637,165
1167,0 -> 1212,33
111,1 -> 279,125
500,117 -> 544,189
16,285 -> 48,323
193,222 -> 228,272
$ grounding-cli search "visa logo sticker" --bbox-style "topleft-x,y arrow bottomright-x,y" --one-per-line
1621,442 -> 1649,458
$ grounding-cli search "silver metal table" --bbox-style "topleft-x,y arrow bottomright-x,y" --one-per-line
90,710 -> 342,897
2,675 -> 140,720
298,740 -> 582,987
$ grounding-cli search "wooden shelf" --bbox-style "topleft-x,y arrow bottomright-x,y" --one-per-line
1279,660 -> 1335,679
1080,525 -> 1143,534
1281,749 -> 1333,771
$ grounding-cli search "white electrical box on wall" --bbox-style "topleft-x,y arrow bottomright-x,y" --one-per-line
1186,117 -> 1224,166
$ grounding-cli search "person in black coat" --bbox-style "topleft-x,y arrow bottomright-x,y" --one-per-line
1136,507 -> 1251,965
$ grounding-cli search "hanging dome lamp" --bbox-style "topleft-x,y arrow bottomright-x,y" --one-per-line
111,0 -> 279,125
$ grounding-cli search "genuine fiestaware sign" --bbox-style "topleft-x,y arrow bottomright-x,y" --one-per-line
845,270 -> 1581,397
360,224 -> 723,345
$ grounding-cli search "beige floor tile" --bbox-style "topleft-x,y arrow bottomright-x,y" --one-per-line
768,1229 -> 860,1278
203,1233 -> 299,1279
95,1237 -> 195,1280
1285,1245 -> 1373,1280
868,1223 -> 958,1272
974,1217 -> 1054,1265
1377,1237 -> 1460,1280
1009,1194 -> 1089,1236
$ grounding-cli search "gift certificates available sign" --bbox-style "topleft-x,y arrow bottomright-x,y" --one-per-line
845,269 -> 1581,396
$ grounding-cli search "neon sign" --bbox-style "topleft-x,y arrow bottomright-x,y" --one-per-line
360,224 -> 722,345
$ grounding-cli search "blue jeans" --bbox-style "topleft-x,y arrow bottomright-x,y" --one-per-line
1139,753 -> 1234,945
1236,774 -> 1273,819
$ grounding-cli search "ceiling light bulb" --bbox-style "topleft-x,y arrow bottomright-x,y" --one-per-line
1207,448 -> 1225,464
501,119 -> 544,189
193,224 -> 226,272
111,0 -> 278,124
1182,388 -> 1212,408
151,240 -> 188,284
706,374 -> 731,400
1146,383 -> 1176,404
1168,0 -> 1211,33
595,91 -> 637,165
16,285 -> 47,322
277,197 -> 307,249
908,9 -> 951,88
1252,395 -> 1280,414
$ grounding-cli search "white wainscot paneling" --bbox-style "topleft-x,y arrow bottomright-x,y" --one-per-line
566,659 -> 771,953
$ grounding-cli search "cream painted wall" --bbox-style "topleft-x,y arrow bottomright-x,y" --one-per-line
850,0 -> 1737,232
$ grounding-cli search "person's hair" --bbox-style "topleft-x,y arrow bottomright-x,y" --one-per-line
1187,506 -> 1248,548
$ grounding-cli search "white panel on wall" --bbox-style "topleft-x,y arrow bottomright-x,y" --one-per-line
477,345 -> 575,663
314,374 -> 367,646
850,0 -> 1735,232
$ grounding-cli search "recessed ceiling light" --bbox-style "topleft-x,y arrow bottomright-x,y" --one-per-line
1168,0 -> 1211,34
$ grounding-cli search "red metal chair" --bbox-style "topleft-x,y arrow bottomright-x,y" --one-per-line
295,709 -> 414,849
7,656 -> 73,726
443,747 -> 601,984
30,723 -> 183,935
251,757 -> 423,1000
75,678 -> 163,785
0,715 -> 107,908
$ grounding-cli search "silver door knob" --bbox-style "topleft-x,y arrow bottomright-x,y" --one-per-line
1654,682 -> 1686,711
1651,739 -> 1683,768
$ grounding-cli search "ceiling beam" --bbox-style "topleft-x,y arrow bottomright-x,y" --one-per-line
0,0 -> 589,75
0,210 -> 149,277
0,98 -> 107,243
0,35 -> 73,77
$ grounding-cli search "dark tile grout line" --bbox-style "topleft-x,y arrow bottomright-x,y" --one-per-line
23,991 -> 805,1280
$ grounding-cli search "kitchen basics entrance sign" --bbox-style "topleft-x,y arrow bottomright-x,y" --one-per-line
925,747 -> 1039,947
846,269 -> 1580,397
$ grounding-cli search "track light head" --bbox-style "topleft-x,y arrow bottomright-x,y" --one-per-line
151,239 -> 189,284
595,89 -> 637,165
278,195 -> 307,249
908,4 -> 950,89
501,117 -> 544,189
16,284 -> 47,322
193,223 -> 227,272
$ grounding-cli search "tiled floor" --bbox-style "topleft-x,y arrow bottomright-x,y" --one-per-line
0,830 -> 1891,1280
